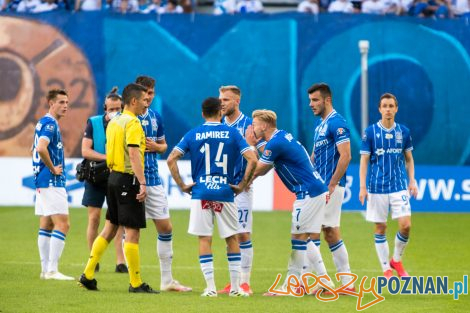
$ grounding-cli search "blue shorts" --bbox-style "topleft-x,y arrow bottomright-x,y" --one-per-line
82,181 -> 107,208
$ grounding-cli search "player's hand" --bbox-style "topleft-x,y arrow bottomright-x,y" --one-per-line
145,138 -> 158,152
408,180 -> 418,198
359,187 -> 368,205
137,184 -> 147,202
245,125 -> 261,146
52,164 -> 63,175
230,184 -> 245,196
327,182 -> 336,196
181,182 -> 196,195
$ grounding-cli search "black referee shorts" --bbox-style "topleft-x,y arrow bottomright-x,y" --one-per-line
106,171 -> 146,229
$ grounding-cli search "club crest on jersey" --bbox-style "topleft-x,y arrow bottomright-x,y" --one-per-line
385,133 -> 393,139
396,131 -> 403,143
336,128 -> 345,135
151,118 -> 157,131
56,142 -> 63,149
264,150 -> 272,157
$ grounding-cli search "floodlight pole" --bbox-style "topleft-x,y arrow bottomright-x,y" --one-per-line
359,40 -> 370,132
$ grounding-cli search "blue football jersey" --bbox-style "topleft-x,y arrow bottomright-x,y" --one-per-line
260,129 -> 327,197
32,114 -> 66,188
175,122 -> 251,202
360,121 -> 413,194
139,109 -> 165,186
223,112 -> 252,185
312,110 -> 350,187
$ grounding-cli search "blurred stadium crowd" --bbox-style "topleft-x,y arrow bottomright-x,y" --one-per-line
0,0 -> 469,19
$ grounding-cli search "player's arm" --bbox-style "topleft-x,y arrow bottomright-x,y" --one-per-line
82,138 -> 106,161
253,160 -> 272,178
36,138 -> 62,175
245,125 -> 265,154
359,154 -> 370,205
230,149 -> 258,195
129,146 -> 147,202
310,150 -> 315,164
404,150 -> 418,198
329,141 -> 351,194
167,149 -> 195,194
145,138 -> 168,154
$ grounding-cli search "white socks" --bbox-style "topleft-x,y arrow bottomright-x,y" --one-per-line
157,233 -> 173,286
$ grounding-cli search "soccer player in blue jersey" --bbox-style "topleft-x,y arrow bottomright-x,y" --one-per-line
135,76 -> 191,292
167,97 -> 257,297
307,83 -> 354,292
33,89 -> 74,281
359,93 -> 418,279
247,109 -> 330,296
218,85 -> 265,295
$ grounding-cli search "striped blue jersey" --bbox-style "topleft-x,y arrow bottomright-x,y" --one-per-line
260,129 -> 327,197
312,110 -> 350,187
138,109 -> 165,186
360,121 -> 413,194
175,122 -> 251,202
32,113 -> 65,188
223,112 -> 252,185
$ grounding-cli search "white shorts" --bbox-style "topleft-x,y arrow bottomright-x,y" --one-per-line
145,185 -> 170,220
188,200 -> 238,239
35,187 -> 69,216
291,192 -> 328,234
366,190 -> 412,223
323,186 -> 345,228
235,189 -> 253,234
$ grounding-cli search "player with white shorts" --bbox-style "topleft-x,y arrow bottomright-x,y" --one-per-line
247,109 -> 331,296
167,97 -> 257,297
32,89 -> 73,281
359,93 -> 418,279
136,75 -> 191,292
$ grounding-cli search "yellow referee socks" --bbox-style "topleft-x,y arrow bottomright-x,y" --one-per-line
124,242 -> 142,288
84,236 -> 109,280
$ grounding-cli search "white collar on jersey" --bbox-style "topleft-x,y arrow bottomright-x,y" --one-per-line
224,112 -> 244,126
320,109 -> 336,124
203,122 -> 222,126
45,113 -> 58,122
269,129 -> 280,141
378,121 -> 396,131
140,108 -> 152,119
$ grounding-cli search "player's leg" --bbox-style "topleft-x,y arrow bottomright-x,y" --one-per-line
147,185 -> 190,291
199,236 -> 217,296
41,187 -> 72,280
367,193 -> 393,278
86,206 -> 101,252
322,186 -> 353,288
188,200 -> 216,296
296,193 -> 332,293
236,190 -> 254,293
218,201 -> 247,297
389,190 -> 412,277
38,215 -> 53,279
113,226 -> 127,272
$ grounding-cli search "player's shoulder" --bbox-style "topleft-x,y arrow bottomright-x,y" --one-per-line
37,114 -> 57,131
396,122 -> 410,133
329,111 -> 348,128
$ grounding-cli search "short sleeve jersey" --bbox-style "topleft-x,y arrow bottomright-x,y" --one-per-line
360,121 -> 413,194
106,110 -> 145,174
312,110 -> 350,187
138,109 -> 165,186
174,122 -> 251,202
32,113 -> 66,188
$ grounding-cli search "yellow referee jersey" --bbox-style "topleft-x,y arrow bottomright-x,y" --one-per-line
106,110 -> 145,174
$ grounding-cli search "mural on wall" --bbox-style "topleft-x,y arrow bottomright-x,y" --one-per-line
1,13 -> 469,164
0,16 -> 96,157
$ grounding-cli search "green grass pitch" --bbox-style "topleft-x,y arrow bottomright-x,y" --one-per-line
0,207 -> 468,313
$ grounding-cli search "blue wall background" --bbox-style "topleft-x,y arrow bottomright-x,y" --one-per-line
4,12 -> 470,164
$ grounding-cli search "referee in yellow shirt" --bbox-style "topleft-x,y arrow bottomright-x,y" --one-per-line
79,83 -> 158,294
